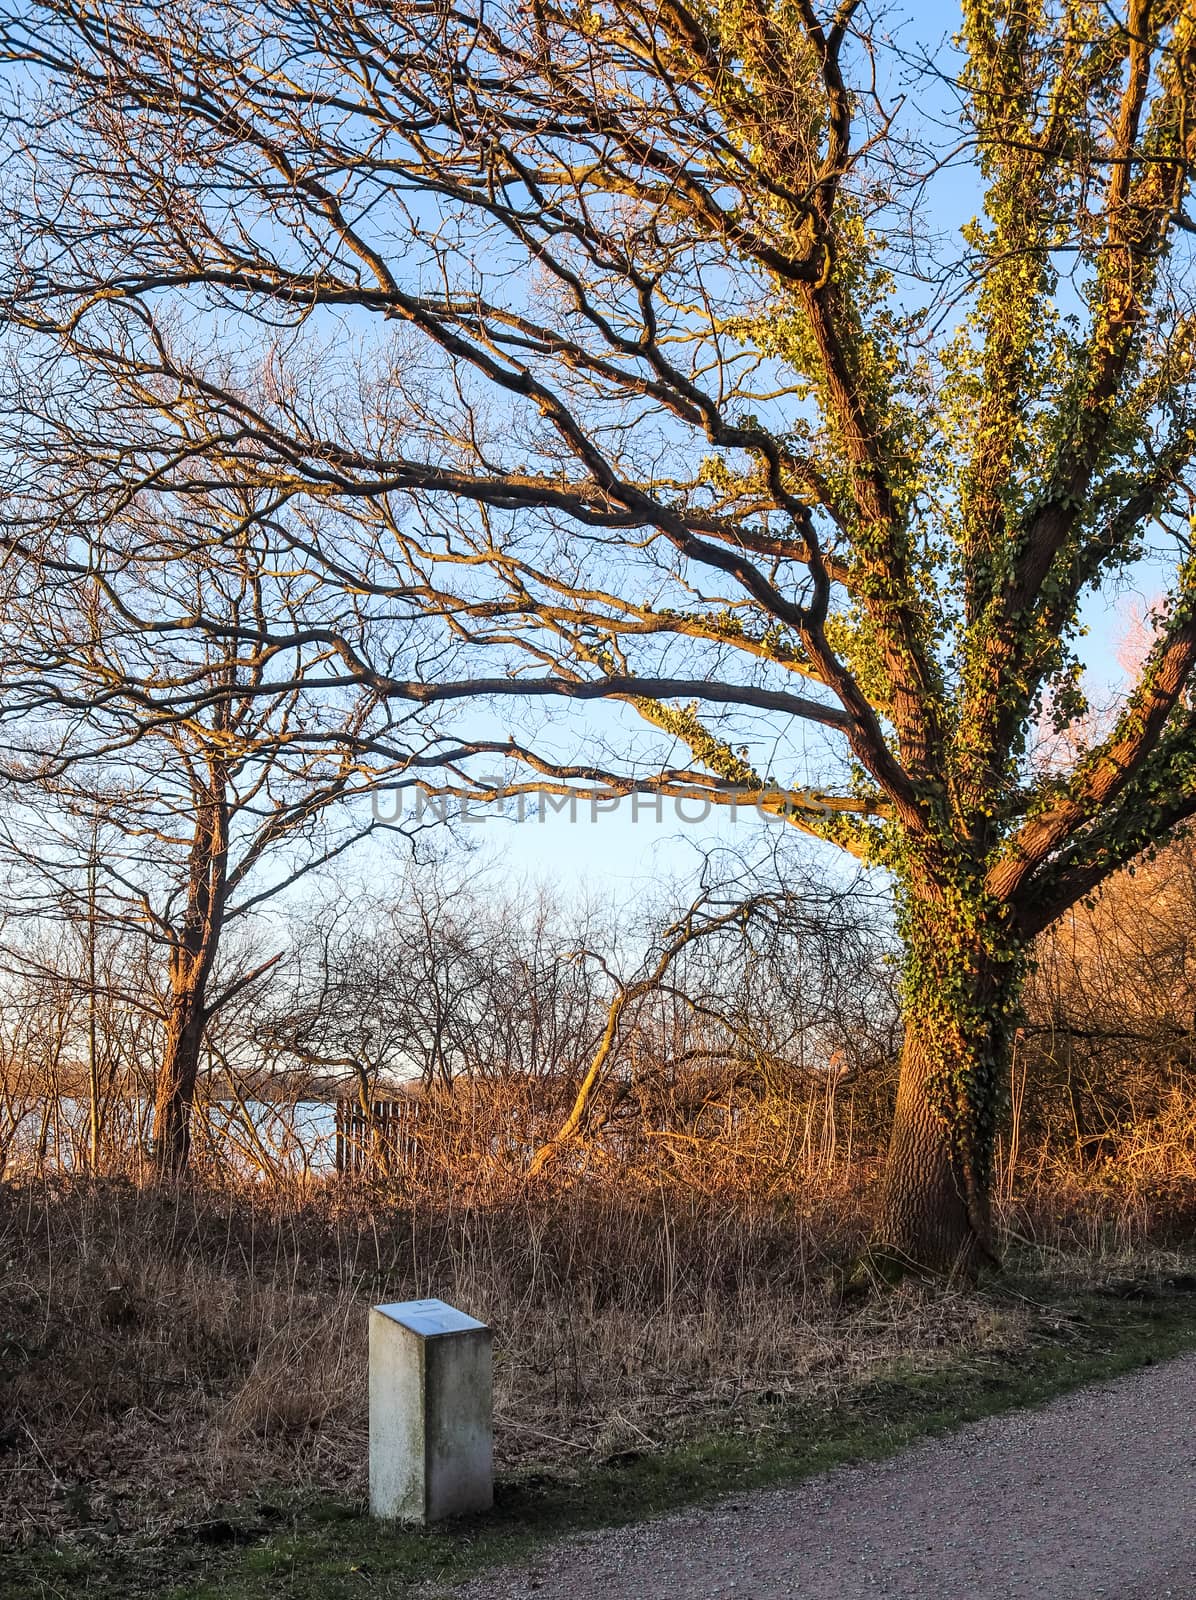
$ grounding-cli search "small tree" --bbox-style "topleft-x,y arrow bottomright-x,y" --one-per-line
0,475 -> 429,1176
4,1 -> 1196,1264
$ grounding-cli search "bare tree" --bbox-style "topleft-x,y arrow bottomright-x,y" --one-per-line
0,474 -> 438,1175
525,866 -> 892,1176
0,909 -> 165,1176
262,868 -> 610,1093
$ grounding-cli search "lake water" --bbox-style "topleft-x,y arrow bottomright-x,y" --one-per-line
1,1095 -> 344,1177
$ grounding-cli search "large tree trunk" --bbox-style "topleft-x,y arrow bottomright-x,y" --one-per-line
875,881 -> 1021,1277
151,984 -> 207,1179
877,1028 -> 989,1276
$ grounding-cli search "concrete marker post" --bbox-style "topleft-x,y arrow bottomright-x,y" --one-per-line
369,1298 -> 493,1525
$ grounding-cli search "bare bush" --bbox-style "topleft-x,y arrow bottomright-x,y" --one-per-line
1023,832 -> 1196,1167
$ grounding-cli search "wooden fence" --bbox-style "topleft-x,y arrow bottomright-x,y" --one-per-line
334,1096 -> 421,1175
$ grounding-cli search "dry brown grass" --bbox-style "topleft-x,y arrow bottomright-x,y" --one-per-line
0,1160 -> 982,1550
3,1070 -> 1195,1554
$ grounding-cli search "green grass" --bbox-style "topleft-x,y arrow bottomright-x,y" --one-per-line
7,1280 -> 1196,1600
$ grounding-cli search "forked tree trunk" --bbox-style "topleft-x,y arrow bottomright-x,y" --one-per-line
152,985 -> 207,1178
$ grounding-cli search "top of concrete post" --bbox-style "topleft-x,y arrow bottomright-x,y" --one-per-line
373,1298 -> 487,1338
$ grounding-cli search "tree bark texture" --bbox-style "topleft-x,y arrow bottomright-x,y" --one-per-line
877,1028 -> 986,1276
152,985 -> 207,1178
150,770 -> 228,1178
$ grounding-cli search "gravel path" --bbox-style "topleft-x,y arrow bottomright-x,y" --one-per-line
451,1353 -> 1196,1599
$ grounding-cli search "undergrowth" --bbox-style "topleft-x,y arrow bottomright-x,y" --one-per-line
2,1141 -> 1194,1571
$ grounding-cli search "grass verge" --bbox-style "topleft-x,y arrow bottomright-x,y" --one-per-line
6,1275 -> 1196,1600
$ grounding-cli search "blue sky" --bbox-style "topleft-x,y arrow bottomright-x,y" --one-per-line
403,0 -> 1153,911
